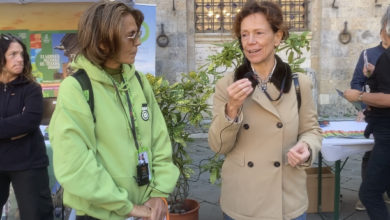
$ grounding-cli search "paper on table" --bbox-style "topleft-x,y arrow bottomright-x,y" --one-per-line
336,88 -> 363,111
322,120 -> 365,138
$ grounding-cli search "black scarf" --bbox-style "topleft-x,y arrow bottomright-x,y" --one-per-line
234,55 -> 293,93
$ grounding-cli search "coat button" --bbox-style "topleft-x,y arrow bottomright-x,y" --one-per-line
276,122 -> 283,128
243,124 -> 250,129
274,161 -> 280,167
247,161 -> 254,167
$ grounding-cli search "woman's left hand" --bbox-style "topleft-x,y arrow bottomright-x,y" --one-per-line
287,142 -> 310,167
143,197 -> 167,220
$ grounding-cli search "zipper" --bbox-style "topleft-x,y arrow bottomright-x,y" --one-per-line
3,84 -> 6,92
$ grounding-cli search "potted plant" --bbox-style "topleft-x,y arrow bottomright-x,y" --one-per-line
146,69 -> 214,219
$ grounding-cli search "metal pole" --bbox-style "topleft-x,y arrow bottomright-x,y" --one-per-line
334,160 -> 341,220
317,152 -> 323,213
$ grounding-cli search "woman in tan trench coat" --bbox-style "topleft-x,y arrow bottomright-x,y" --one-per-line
208,1 -> 323,220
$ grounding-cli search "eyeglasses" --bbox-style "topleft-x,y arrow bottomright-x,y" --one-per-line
0,34 -> 12,41
0,33 -> 21,42
126,30 -> 142,41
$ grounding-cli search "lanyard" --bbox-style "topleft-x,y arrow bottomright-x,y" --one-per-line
261,74 -> 286,102
111,75 -> 140,151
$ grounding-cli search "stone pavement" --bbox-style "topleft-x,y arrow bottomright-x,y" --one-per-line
186,137 -> 390,220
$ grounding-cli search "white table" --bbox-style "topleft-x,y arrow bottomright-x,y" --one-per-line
322,138 -> 374,162
321,120 -> 374,162
317,121 -> 374,219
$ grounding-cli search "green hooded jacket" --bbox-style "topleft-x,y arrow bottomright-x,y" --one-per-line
49,55 -> 179,219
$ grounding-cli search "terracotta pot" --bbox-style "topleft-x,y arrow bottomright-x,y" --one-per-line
169,199 -> 200,220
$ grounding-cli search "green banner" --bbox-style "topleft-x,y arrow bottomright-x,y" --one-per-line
29,31 -> 76,97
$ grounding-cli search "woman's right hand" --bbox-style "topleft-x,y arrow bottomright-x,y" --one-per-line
128,205 -> 152,219
226,78 -> 253,119
363,63 -> 375,77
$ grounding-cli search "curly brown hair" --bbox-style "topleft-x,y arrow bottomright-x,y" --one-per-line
233,1 -> 289,41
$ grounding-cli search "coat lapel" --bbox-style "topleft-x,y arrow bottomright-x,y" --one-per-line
251,86 -> 280,119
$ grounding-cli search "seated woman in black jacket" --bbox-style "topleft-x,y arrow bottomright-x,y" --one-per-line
0,34 -> 53,220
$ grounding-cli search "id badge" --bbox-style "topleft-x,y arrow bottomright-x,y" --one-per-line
137,151 -> 151,186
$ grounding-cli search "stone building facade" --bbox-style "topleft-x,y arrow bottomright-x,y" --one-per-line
144,0 -> 389,118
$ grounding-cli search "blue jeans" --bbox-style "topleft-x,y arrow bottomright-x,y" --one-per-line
223,212 -> 306,220
359,119 -> 390,220
293,213 -> 307,220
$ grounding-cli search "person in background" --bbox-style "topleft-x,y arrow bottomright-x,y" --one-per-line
54,33 -> 78,78
349,8 -> 390,211
49,2 -> 179,220
208,1 -> 322,219
0,34 -> 53,220
344,6 -> 390,219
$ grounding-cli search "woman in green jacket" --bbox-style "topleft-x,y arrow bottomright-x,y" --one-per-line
49,2 -> 179,220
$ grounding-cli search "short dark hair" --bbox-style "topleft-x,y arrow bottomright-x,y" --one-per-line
233,1 -> 289,40
0,34 -> 33,82
77,1 -> 144,67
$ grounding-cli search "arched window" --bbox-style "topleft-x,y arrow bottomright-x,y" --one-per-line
195,0 -> 307,33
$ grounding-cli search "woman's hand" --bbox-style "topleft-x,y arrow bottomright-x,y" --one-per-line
226,78 -> 253,119
287,142 -> 310,167
127,205 -> 152,219
343,89 -> 361,102
363,63 -> 375,77
356,111 -> 365,122
143,197 -> 167,220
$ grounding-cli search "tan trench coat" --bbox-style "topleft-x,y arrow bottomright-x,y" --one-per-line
208,71 -> 323,220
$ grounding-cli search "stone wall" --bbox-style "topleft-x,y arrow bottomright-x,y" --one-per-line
138,0 -> 195,82
311,0 -> 387,118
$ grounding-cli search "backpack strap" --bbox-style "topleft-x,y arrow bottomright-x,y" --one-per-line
292,73 -> 301,111
72,69 -> 96,122
71,69 -> 144,123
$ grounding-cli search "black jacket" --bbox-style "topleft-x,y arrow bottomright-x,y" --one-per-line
0,76 -> 48,171
366,48 -> 390,118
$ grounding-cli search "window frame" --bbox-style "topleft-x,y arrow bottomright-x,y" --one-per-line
194,0 -> 308,33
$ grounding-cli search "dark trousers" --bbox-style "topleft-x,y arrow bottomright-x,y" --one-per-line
359,120 -> 390,220
0,168 -> 53,220
361,151 -> 371,179
361,151 -> 390,198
